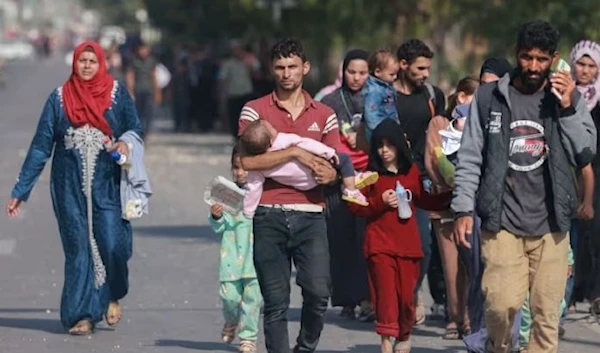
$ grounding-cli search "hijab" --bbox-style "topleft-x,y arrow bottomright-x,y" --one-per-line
62,41 -> 115,136
368,119 -> 413,176
570,40 -> 600,110
322,49 -> 369,124
479,57 -> 512,80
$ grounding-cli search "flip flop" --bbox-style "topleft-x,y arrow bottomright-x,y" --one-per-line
105,301 -> 122,327
442,325 -> 461,340
68,320 -> 94,336
394,339 -> 411,353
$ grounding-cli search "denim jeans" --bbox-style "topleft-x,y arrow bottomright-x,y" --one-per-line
253,207 -> 331,353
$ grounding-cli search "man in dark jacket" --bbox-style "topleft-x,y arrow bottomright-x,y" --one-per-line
452,21 -> 596,353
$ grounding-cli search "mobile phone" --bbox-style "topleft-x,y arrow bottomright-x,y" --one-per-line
551,58 -> 571,100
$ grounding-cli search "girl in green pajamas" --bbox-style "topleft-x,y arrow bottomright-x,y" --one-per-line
210,147 -> 262,353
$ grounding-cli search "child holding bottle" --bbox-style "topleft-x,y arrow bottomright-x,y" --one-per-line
347,119 -> 451,353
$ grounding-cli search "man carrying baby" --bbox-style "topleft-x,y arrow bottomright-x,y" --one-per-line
238,120 -> 378,218
237,37 -> 340,353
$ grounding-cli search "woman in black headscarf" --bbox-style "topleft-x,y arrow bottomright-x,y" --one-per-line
479,57 -> 512,84
321,49 -> 373,320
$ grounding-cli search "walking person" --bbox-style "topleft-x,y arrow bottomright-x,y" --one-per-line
569,39 -> 600,321
6,41 -> 144,335
210,146 -> 262,353
424,76 -> 479,339
321,49 -> 374,321
237,37 -> 339,353
126,42 -> 161,139
394,39 -> 446,324
348,119 -> 452,353
452,21 -> 597,353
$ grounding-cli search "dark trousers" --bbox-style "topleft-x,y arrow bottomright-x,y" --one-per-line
135,91 -> 154,139
253,207 -> 331,353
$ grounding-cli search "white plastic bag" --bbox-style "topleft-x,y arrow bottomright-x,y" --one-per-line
204,176 -> 246,215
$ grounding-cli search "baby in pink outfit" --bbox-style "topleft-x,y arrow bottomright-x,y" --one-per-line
238,120 -> 378,218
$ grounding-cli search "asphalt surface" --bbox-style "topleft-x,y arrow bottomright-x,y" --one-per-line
0,57 -> 598,353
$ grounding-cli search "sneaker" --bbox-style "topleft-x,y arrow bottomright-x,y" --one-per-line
221,323 -> 237,344
239,340 -> 257,353
341,188 -> 369,206
355,171 -> 379,189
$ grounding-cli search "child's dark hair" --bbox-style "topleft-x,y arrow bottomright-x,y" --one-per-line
368,49 -> 397,74
516,21 -> 560,54
270,37 -> 307,63
238,121 -> 271,156
231,144 -> 240,165
396,39 -> 434,64
445,76 -> 479,118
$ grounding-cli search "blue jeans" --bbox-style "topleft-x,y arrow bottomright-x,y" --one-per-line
253,207 -> 331,353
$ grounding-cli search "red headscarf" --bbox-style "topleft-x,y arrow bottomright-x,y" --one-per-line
62,41 -> 114,136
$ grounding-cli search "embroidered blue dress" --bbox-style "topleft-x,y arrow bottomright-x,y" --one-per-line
11,81 -> 142,330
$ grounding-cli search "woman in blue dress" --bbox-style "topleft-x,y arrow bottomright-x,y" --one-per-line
5,41 -> 142,335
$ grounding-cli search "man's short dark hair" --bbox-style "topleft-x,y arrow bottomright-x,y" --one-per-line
270,37 -> 307,63
396,39 -> 434,64
516,21 -> 560,54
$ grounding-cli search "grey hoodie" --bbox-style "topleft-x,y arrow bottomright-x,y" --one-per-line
451,73 -> 597,217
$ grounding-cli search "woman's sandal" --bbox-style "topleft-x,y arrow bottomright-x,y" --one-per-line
105,301 -> 122,327
442,324 -> 461,340
68,319 -> 94,336
394,339 -> 411,353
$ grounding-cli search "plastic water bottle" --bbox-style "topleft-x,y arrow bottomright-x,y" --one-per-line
103,136 -> 128,166
110,150 -> 128,165
395,181 -> 413,219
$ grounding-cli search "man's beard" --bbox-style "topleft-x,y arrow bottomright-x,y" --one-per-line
517,66 -> 550,92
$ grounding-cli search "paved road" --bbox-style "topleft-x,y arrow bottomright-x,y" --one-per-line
0,58 -> 599,353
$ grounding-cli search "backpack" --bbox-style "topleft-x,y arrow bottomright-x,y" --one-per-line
424,82 -> 437,118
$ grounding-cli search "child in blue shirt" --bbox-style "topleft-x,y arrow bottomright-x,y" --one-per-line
362,49 -> 400,142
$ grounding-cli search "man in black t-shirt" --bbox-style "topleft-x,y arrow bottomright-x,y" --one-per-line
394,39 -> 446,324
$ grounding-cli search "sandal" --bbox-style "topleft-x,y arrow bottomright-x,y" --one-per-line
239,340 -> 257,353
442,324 -> 461,340
68,319 -> 94,336
414,293 -> 425,325
105,301 -> 122,327
355,172 -> 379,189
394,339 -> 411,353
221,323 -> 238,343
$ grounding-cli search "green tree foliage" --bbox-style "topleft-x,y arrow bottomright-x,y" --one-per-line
86,0 -> 600,85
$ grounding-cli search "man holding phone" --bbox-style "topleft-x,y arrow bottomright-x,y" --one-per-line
451,21 -> 596,353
